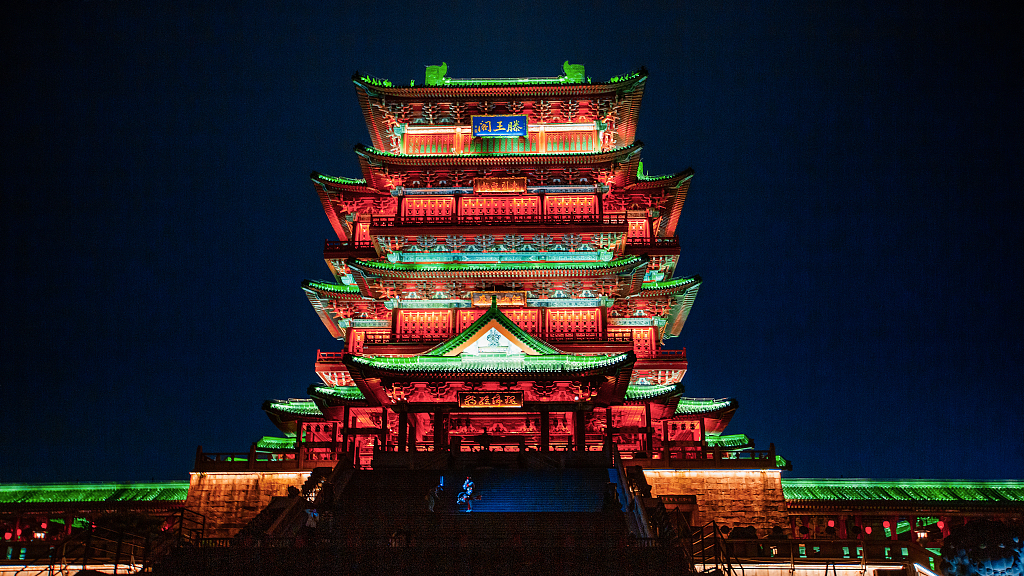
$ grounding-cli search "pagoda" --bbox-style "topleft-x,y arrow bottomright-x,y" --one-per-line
261,62 -> 772,471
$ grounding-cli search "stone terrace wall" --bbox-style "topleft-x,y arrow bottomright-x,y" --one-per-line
184,471 -> 310,538
643,469 -> 788,536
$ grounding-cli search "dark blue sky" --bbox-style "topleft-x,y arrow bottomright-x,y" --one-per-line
2,2 -> 1021,482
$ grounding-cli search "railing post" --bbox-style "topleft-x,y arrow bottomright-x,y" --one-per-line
82,525 -> 92,573
249,443 -> 257,470
113,528 -> 123,574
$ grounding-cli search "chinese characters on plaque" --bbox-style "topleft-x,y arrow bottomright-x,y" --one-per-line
471,115 -> 528,137
458,391 -> 524,409
472,177 -> 528,194
469,291 -> 527,307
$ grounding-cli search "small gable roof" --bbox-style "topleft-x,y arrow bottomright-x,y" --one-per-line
424,297 -> 562,357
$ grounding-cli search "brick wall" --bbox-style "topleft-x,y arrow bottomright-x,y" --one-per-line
643,469 -> 788,536
184,471 -> 310,538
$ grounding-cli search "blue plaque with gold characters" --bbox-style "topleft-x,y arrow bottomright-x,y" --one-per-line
472,115 -> 528,137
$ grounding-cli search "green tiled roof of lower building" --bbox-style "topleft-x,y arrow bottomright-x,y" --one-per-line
642,276 -> 700,291
351,352 -> 629,373
311,384 -> 366,401
624,383 -> 679,401
265,399 -> 323,417
674,397 -> 736,416
305,281 -> 360,294
0,481 -> 189,504
315,174 -> 367,185
705,434 -> 752,448
255,436 -> 296,450
781,479 -> 1024,503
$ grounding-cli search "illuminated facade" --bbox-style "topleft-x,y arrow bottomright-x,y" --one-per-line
259,63 -> 775,472
2,65 -> 1023,574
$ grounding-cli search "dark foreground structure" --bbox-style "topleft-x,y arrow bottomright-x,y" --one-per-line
2,64 -> 1021,575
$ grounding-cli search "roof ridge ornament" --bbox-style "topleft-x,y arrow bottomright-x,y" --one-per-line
562,61 -> 585,83
425,62 -> 448,86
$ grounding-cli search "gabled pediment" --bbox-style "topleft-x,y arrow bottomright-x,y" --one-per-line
423,297 -> 564,357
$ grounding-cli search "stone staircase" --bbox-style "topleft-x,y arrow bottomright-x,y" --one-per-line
335,468 -> 614,514
326,467 -> 629,547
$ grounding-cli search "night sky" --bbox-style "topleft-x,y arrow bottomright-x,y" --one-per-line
2,2 -> 1021,483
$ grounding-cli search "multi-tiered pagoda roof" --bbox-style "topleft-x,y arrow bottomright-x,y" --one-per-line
262,63 -> 773,467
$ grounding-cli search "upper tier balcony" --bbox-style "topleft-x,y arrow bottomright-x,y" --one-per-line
370,213 -> 626,227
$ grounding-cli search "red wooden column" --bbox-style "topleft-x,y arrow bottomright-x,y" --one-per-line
605,407 -> 614,450
540,409 -> 550,452
341,406 -> 351,453
645,403 -> 654,454
433,412 -> 447,451
296,419 -> 306,468
574,408 -> 586,451
398,411 -> 408,452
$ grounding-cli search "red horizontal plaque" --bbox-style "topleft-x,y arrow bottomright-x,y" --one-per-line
473,177 -> 527,194
469,291 -> 527,307
458,391 -> 524,409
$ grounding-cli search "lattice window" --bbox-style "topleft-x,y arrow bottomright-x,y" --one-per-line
546,309 -> 601,337
544,131 -> 595,152
459,196 -> 539,218
402,197 -> 454,219
631,327 -> 656,358
396,310 -> 452,339
627,218 -> 650,240
404,132 -> 456,155
456,308 -> 487,332
545,195 -> 597,216
349,329 -> 390,353
503,308 -> 540,334
354,222 -> 372,244
456,308 -> 539,334
348,330 -> 365,353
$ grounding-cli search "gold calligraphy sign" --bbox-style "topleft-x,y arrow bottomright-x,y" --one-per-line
458,391 -> 524,409
469,291 -> 527,307
473,177 -> 527,194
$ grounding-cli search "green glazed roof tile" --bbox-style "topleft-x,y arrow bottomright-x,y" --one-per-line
674,397 -> 737,416
311,384 -> 367,401
350,255 -> 642,274
705,434 -> 753,448
264,399 -> 323,417
781,479 -> 1024,503
305,281 -> 361,294
351,351 -> 629,373
255,436 -> 296,450
0,482 -> 189,504
625,383 -> 679,401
